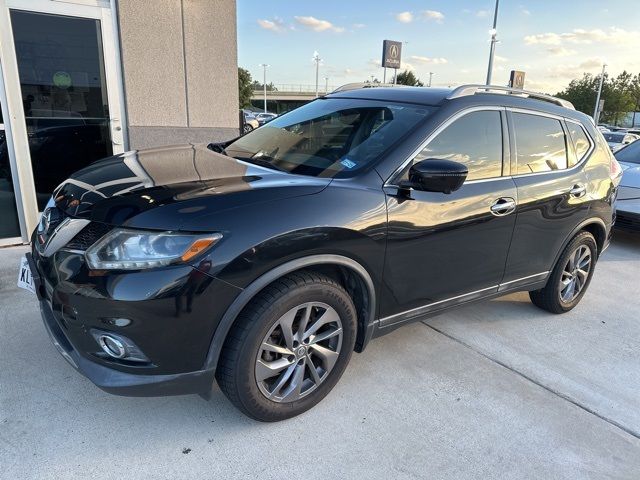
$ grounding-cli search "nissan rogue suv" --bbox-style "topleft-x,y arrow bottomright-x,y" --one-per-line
24,85 -> 622,421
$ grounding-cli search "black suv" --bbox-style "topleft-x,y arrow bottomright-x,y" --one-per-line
27,85 -> 621,421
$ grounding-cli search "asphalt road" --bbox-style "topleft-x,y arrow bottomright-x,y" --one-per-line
1,232 -> 639,479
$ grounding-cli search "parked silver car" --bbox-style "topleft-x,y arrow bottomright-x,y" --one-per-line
614,141 -> 640,231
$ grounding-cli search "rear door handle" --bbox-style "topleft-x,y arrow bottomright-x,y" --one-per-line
490,197 -> 517,216
569,184 -> 586,197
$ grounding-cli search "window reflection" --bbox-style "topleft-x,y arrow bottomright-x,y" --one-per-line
513,113 -> 568,174
409,110 -> 503,181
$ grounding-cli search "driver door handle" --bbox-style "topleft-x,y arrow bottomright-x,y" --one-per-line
490,197 -> 517,216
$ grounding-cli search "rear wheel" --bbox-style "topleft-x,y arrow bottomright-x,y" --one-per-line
216,271 -> 357,421
242,124 -> 253,134
529,231 -> 597,313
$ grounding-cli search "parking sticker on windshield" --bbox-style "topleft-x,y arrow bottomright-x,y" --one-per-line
341,158 -> 357,169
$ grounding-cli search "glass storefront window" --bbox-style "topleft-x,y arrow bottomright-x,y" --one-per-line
11,10 -> 114,209
0,101 -> 22,238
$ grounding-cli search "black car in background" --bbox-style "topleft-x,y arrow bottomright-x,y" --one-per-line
26,85 -> 620,421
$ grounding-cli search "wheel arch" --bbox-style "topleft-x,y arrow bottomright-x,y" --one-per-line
552,217 -> 607,269
203,255 -> 377,372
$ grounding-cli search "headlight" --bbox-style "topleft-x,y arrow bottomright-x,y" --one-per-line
85,228 -> 222,270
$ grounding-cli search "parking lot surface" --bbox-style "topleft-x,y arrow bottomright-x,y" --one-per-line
1,233 -> 639,479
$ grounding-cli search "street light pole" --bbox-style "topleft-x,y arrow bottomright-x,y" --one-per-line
312,51 -> 321,98
485,0 -> 500,85
428,72 -> 434,87
593,63 -> 607,122
325,76 -> 329,93
259,63 -> 269,113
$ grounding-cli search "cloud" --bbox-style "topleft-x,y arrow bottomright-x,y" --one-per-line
524,28 -> 640,46
520,5 -> 531,15
495,55 -> 508,63
400,61 -> 415,71
422,10 -> 444,23
410,55 -> 448,65
294,16 -> 344,33
549,57 -> 604,78
367,58 -> 381,68
257,18 -> 285,33
352,23 -> 365,29
476,10 -> 489,18
546,46 -> 577,57
396,11 -> 413,23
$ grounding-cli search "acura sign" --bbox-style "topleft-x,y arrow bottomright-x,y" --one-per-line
382,40 -> 402,69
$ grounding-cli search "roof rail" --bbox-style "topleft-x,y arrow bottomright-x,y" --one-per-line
447,84 -> 574,110
331,82 -> 404,93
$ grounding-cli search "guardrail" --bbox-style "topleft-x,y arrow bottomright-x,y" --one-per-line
252,83 -> 339,94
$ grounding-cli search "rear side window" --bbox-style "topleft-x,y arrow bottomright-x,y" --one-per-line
513,113 -> 568,174
408,110 -> 503,181
566,122 -> 591,166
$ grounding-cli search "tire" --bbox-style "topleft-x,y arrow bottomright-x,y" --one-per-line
242,124 -> 253,134
216,271 -> 357,422
529,231 -> 598,314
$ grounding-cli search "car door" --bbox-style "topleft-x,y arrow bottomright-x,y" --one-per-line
502,111 -> 591,283
379,108 -> 517,325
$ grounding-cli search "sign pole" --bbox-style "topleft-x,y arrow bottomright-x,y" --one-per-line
383,67 -> 386,84
393,69 -> 397,85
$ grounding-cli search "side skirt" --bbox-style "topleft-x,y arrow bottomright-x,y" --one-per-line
373,272 -> 549,337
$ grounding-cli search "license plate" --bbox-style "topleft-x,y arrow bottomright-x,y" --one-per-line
17,255 -> 36,294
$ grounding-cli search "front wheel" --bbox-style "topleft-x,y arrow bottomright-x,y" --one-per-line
529,231 -> 597,313
216,271 -> 357,421
242,124 -> 253,134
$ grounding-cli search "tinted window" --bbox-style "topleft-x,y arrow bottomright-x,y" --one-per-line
567,122 -> 591,166
224,99 -> 433,178
513,113 -> 567,174
615,139 -> 640,164
408,110 -> 503,181
603,133 -> 625,143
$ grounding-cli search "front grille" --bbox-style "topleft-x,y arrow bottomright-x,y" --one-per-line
65,222 -> 112,250
615,212 -> 640,231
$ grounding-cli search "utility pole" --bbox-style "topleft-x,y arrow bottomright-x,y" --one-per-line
325,76 -> 329,93
593,63 -> 607,122
428,72 -> 434,87
313,51 -> 321,98
259,63 -> 269,113
485,0 -> 500,85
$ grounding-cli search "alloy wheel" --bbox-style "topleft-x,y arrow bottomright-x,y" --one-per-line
559,245 -> 592,303
255,302 -> 343,403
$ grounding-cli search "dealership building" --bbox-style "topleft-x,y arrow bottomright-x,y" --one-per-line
0,0 -> 239,245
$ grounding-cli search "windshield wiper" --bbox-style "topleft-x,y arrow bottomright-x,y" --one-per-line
235,156 -> 289,173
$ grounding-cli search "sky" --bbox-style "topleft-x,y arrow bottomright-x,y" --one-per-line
237,0 -> 640,94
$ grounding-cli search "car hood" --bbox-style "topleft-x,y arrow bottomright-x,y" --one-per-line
50,143 -> 330,230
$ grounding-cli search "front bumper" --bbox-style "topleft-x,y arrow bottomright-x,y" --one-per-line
29,247 -> 241,397
38,295 -> 215,396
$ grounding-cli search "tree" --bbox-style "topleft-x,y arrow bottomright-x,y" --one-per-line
238,67 -> 253,108
556,71 -> 637,124
251,80 -> 278,91
394,70 -> 424,87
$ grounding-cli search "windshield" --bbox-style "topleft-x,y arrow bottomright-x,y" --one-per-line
615,139 -> 640,164
223,98 -> 434,178
604,133 -> 625,143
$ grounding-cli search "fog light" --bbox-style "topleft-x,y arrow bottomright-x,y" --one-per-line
98,334 -> 127,359
90,329 -> 150,363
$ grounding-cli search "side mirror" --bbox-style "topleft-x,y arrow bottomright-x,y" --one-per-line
404,159 -> 468,194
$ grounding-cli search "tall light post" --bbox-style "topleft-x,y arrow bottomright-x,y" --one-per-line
259,63 -> 270,113
428,72 -> 434,87
593,63 -> 607,122
485,0 -> 500,85
312,51 -> 322,98
324,76 -> 329,93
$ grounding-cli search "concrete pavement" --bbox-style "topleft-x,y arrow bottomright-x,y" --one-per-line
1,234 -> 639,479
